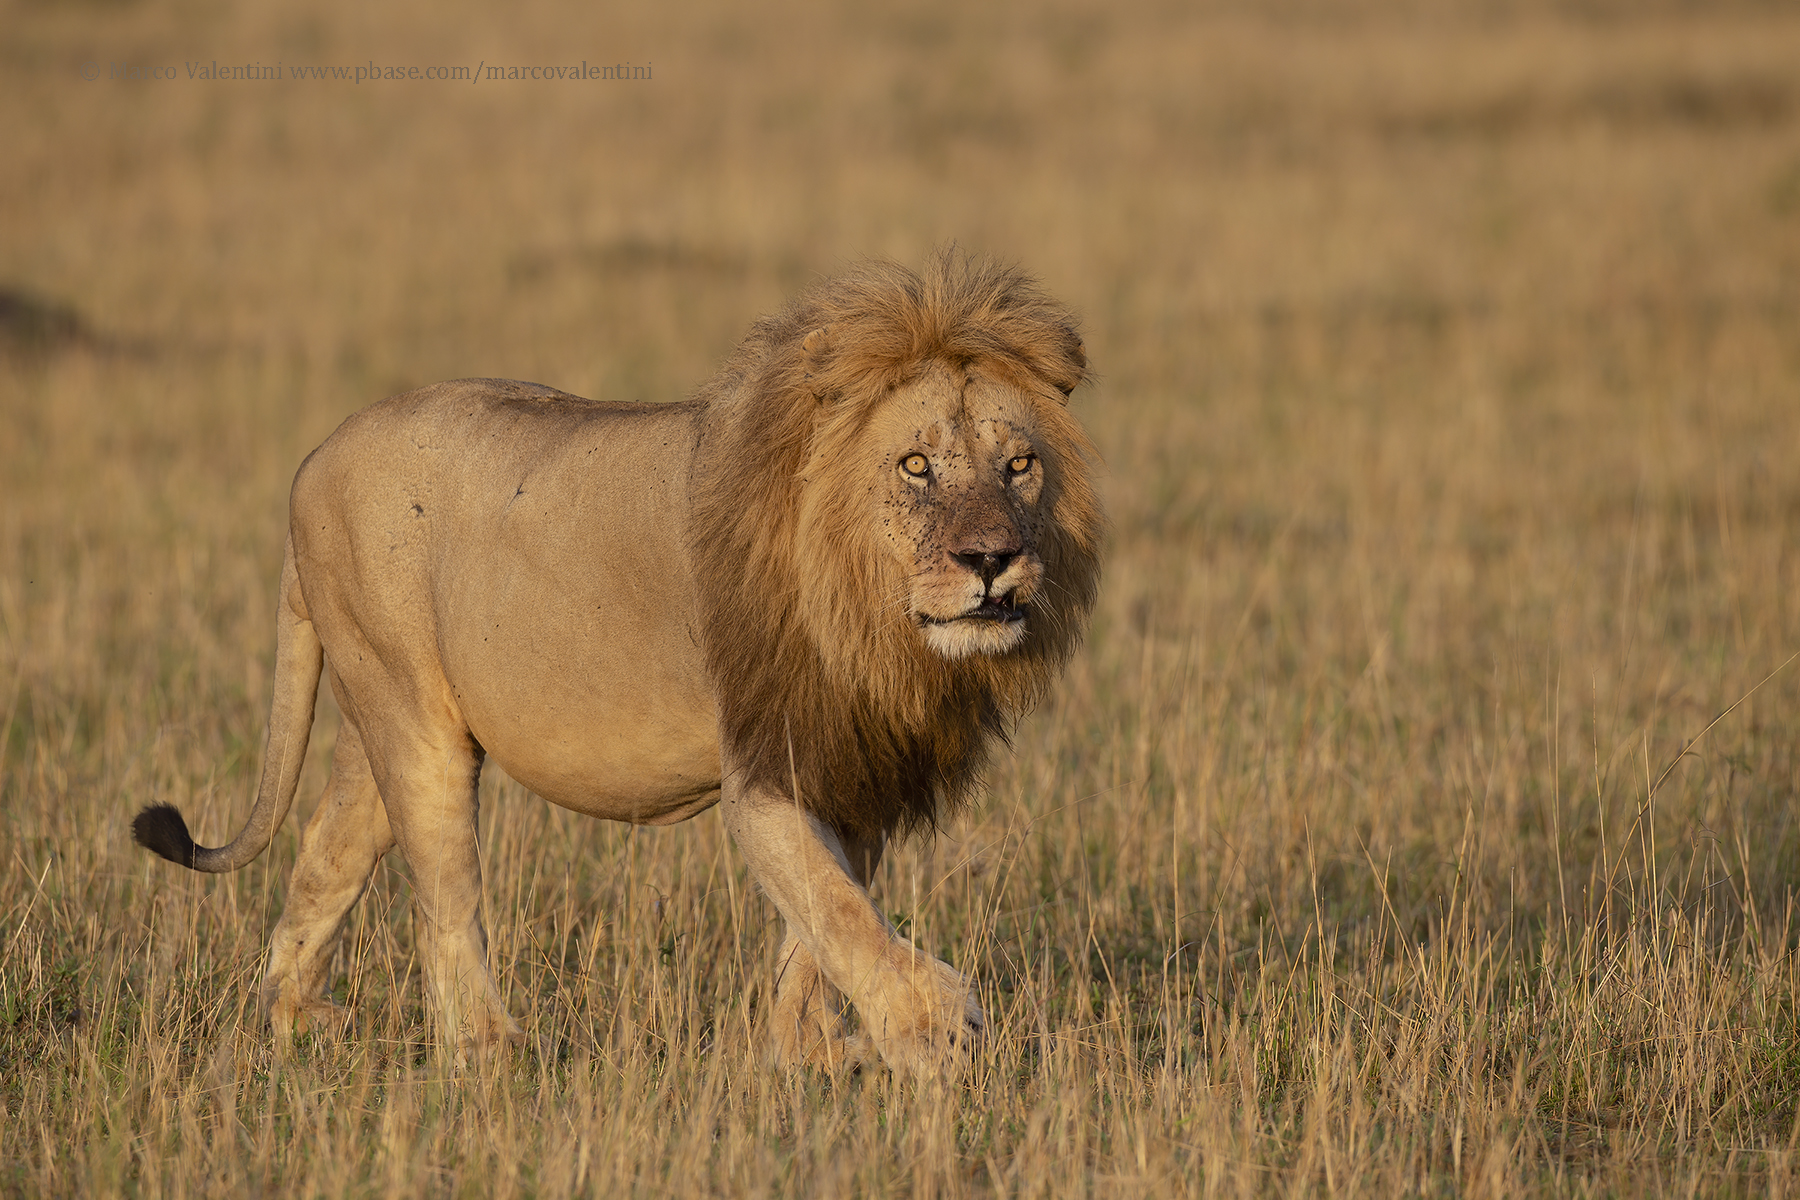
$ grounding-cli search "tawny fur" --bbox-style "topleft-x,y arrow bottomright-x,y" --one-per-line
129,250 -> 1105,1073
691,253 -> 1104,836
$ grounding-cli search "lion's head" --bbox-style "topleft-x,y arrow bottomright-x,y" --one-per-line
690,251 -> 1105,836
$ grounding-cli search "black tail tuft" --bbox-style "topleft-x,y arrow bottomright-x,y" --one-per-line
132,803 -> 198,869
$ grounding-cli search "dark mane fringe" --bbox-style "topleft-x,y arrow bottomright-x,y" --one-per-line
689,250 -> 1104,837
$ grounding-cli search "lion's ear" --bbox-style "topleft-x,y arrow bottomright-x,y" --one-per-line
1046,328 -> 1088,399
801,325 -> 833,389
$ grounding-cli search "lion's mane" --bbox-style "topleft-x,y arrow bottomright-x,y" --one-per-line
689,251 -> 1105,836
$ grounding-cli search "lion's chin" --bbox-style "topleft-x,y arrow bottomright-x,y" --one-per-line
919,611 -> 1028,660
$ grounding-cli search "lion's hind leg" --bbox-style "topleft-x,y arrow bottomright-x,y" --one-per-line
361,724 -> 522,1060
262,714 -> 395,1038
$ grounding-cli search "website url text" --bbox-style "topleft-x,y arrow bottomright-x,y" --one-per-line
82,60 -> 653,84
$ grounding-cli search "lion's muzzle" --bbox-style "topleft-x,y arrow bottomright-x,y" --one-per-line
921,590 -> 1026,626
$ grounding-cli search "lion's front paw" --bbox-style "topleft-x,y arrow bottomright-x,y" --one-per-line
448,1011 -> 526,1072
862,947 -> 984,1078
771,1017 -> 878,1073
768,951 -> 876,1072
770,991 -> 878,1071
266,990 -> 355,1042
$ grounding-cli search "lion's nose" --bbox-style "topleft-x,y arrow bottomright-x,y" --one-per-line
952,548 -> 1020,587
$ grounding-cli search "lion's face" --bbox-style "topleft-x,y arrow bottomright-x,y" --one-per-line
865,362 -> 1053,661
696,255 -> 1100,834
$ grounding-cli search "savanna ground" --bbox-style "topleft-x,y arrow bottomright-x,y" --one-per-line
5,0 -> 1800,1194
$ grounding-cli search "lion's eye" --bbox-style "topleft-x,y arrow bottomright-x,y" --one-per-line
1008,454 -> 1035,476
900,453 -> 930,478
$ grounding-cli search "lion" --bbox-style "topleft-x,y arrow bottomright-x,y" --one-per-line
130,251 -> 1105,1075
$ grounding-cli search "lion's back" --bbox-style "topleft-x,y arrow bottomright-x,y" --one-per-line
287,379 -> 719,818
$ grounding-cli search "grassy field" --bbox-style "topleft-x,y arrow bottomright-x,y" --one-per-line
5,0 -> 1800,1194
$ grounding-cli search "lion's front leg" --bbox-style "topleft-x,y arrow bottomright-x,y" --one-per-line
724,781 -> 983,1077
768,931 -> 874,1070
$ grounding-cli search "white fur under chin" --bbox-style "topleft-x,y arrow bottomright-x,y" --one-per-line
922,617 -> 1027,660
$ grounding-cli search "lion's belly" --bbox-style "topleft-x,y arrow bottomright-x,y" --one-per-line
443,587 -> 722,823
366,385 -> 726,824
468,691 -> 722,824
440,549 -> 723,819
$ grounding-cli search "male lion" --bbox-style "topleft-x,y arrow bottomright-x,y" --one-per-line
131,252 -> 1104,1075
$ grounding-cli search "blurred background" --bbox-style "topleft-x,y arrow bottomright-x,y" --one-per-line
7,0 -> 1800,959
7,0 -> 1800,1190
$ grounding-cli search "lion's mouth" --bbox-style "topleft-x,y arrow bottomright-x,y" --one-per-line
922,592 -> 1026,626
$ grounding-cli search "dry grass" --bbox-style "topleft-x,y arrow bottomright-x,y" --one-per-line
5,0 -> 1800,1194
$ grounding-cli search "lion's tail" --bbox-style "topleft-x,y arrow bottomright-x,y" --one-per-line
133,534 -> 323,873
